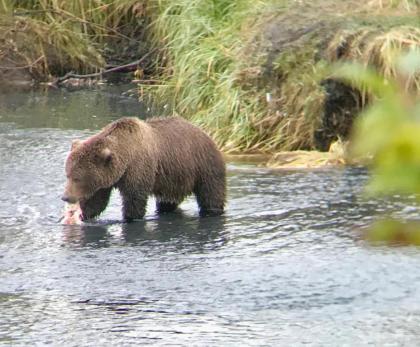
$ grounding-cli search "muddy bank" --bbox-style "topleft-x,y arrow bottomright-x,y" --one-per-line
0,2 -> 153,89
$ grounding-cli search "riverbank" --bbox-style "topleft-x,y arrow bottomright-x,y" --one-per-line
146,0 -> 420,153
227,139 -> 352,169
1,0 -> 419,158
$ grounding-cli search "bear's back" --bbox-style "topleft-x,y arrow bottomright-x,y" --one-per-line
146,117 -> 219,156
146,116 -> 225,199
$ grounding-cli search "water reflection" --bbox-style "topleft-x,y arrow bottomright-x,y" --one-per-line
62,214 -> 228,253
0,85 -> 148,130
62,224 -> 112,248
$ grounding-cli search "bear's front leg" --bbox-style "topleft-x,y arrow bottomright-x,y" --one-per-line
120,189 -> 148,222
80,187 -> 113,220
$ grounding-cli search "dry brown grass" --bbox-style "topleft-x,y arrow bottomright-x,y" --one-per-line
327,26 -> 420,91
0,0 -> 148,80
367,0 -> 419,12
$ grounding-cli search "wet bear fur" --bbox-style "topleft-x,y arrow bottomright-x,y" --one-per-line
62,117 -> 226,221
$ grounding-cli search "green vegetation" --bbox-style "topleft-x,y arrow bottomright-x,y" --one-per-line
337,52 -> 420,197
146,0 -> 336,152
144,0 -> 420,152
365,219 -> 420,246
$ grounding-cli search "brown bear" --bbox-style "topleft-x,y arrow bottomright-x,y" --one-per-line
62,116 -> 226,221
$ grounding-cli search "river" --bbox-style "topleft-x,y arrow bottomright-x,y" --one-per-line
0,86 -> 420,346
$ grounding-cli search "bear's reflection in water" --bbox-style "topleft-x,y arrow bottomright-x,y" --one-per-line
62,212 -> 228,253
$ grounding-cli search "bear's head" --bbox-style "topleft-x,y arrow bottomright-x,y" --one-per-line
62,138 -> 123,203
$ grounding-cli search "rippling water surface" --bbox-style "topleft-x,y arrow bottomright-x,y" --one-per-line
1,87 -> 420,346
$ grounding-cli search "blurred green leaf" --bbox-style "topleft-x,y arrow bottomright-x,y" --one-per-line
335,52 -> 420,203
365,219 -> 420,246
398,49 -> 420,75
336,52 -> 420,245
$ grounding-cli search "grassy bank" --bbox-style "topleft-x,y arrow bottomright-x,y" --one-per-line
1,0 -> 419,155
145,0 -> 420,153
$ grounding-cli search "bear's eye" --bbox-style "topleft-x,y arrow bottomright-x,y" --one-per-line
72,178 -> 81,183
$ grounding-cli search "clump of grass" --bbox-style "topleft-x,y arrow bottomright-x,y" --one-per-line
0,0 -> 148,78
0,15 -> 105,78
265,23 -> 420,151
263,40 -> 328,150
147,0 -> 327,153
1,0 -> 146,39
327,26 -> 420,90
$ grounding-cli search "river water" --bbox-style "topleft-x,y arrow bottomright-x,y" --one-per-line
0,86 -> 420,346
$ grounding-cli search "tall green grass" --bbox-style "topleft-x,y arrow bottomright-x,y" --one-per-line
145,0 -> 283,152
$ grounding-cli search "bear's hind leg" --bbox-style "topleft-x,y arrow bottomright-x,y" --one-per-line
156,200 -> 179,214
194,180 -> 225,217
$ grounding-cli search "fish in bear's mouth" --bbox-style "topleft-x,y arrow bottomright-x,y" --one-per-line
61,202 -> 83,225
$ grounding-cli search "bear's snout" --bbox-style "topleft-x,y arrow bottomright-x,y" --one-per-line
61,194 -> 78,204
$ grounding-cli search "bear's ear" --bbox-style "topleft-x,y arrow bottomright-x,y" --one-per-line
71,139 -> 83,151
99,147 -> 113,164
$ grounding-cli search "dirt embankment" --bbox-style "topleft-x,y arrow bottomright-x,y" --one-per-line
0,2 -> 153,90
